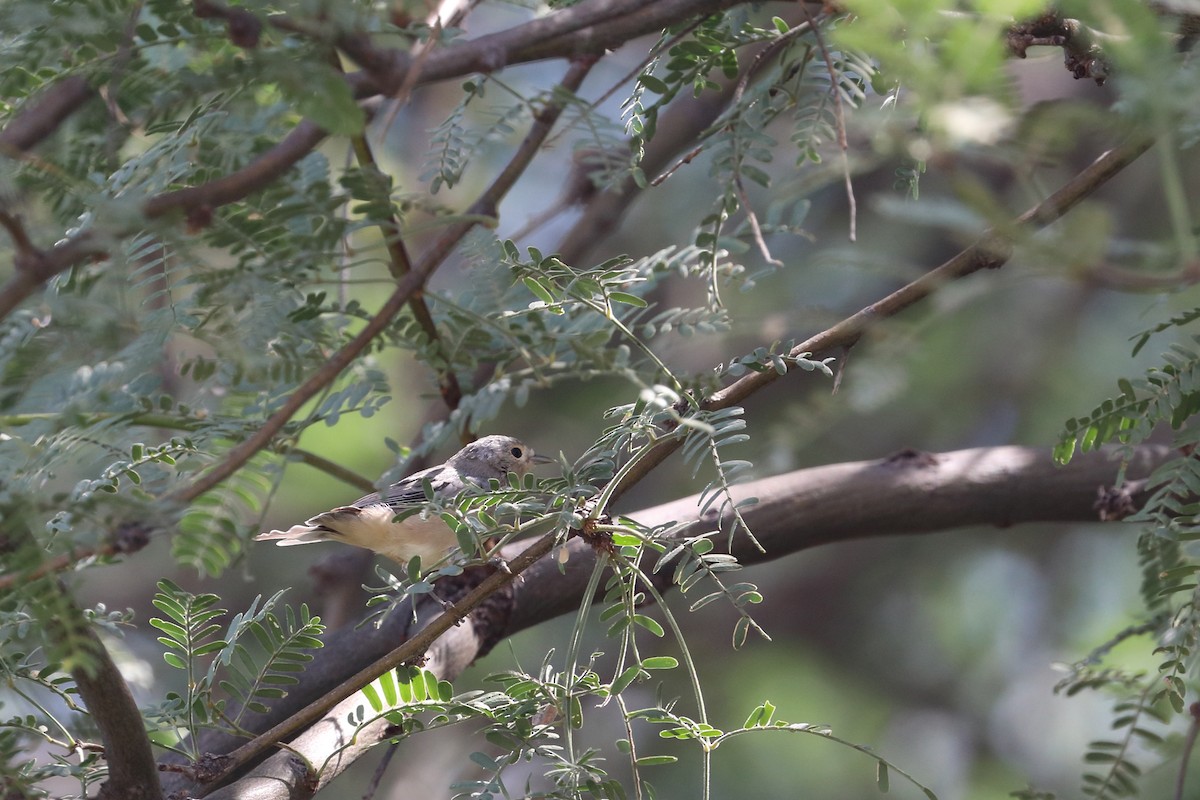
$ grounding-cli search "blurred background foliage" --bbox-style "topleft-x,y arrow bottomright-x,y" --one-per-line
3,1 -> 1200,799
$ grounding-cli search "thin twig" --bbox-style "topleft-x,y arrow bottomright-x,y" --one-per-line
375,0 -> 481,135
1077,260 -> 1200,291
1179,703 -> 1200,800
362,741 -> 401,800
651,20 -> 811,187
289,449 -> 375,494
733,177 -> 783,267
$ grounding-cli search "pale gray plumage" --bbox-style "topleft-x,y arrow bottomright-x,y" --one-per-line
254,435 -> 546,567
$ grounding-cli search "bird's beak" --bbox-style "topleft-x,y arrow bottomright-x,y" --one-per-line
532,453 -> 555,465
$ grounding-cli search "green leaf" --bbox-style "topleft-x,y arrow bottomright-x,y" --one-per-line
612,665 -> 643,694
362,682 -> 383,713
523,276 -> 556,304
638,74 -> 671,94
609,292 -> 647,308
632,615 -> 665,637
641,656 -> 678,670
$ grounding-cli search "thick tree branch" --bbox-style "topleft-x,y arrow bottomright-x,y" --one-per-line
177,443 -> 1171,799
203,590 -> 487,799
67,594 -> 162,800
344,0 -> 744,97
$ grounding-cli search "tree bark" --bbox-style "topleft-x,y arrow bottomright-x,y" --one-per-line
167,443 -> 1170,798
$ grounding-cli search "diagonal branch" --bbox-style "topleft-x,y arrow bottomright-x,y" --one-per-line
171,57 -> 594,505
0,120 -> 330,323
0,75 -> 94,153
344,0 -> 745,97
603,136 -> 1156,505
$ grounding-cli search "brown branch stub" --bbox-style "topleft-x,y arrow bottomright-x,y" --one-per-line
1008,13 -> 1109,85
882,448 -> 940,469
1095,482 -> 1141,521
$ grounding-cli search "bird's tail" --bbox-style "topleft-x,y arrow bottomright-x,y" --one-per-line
253,525 -> 329,546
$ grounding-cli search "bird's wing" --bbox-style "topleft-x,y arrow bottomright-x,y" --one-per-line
357,464 -> 458,511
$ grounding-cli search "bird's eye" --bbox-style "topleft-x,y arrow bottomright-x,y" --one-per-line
511,447 -> 523,458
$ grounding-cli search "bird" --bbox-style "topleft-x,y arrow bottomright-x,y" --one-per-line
254,435 -> 549,568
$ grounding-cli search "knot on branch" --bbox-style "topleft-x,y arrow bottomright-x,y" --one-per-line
973,234 -> 1014,270
111,522 -> 152,555
882,448 -> 940,468
1008,13 -> 1109,85
1094,483 -> 1139,521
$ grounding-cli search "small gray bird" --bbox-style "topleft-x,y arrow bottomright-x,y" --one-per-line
254,435 -> 548,567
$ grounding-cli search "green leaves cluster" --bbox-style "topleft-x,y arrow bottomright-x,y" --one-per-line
147,580 -> 323,754
1053,321 -> 1200,791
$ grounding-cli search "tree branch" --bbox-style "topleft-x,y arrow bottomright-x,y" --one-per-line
0,120 -> 330,324
8,518 -> 156,799
0,75 -> 94,153
556,8 -> 803,264
343,0 -> 743,96
174,443 -> 1171,799
347,130 -> 465,410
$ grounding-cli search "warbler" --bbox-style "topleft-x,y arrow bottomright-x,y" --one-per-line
254,435 -> 549,567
